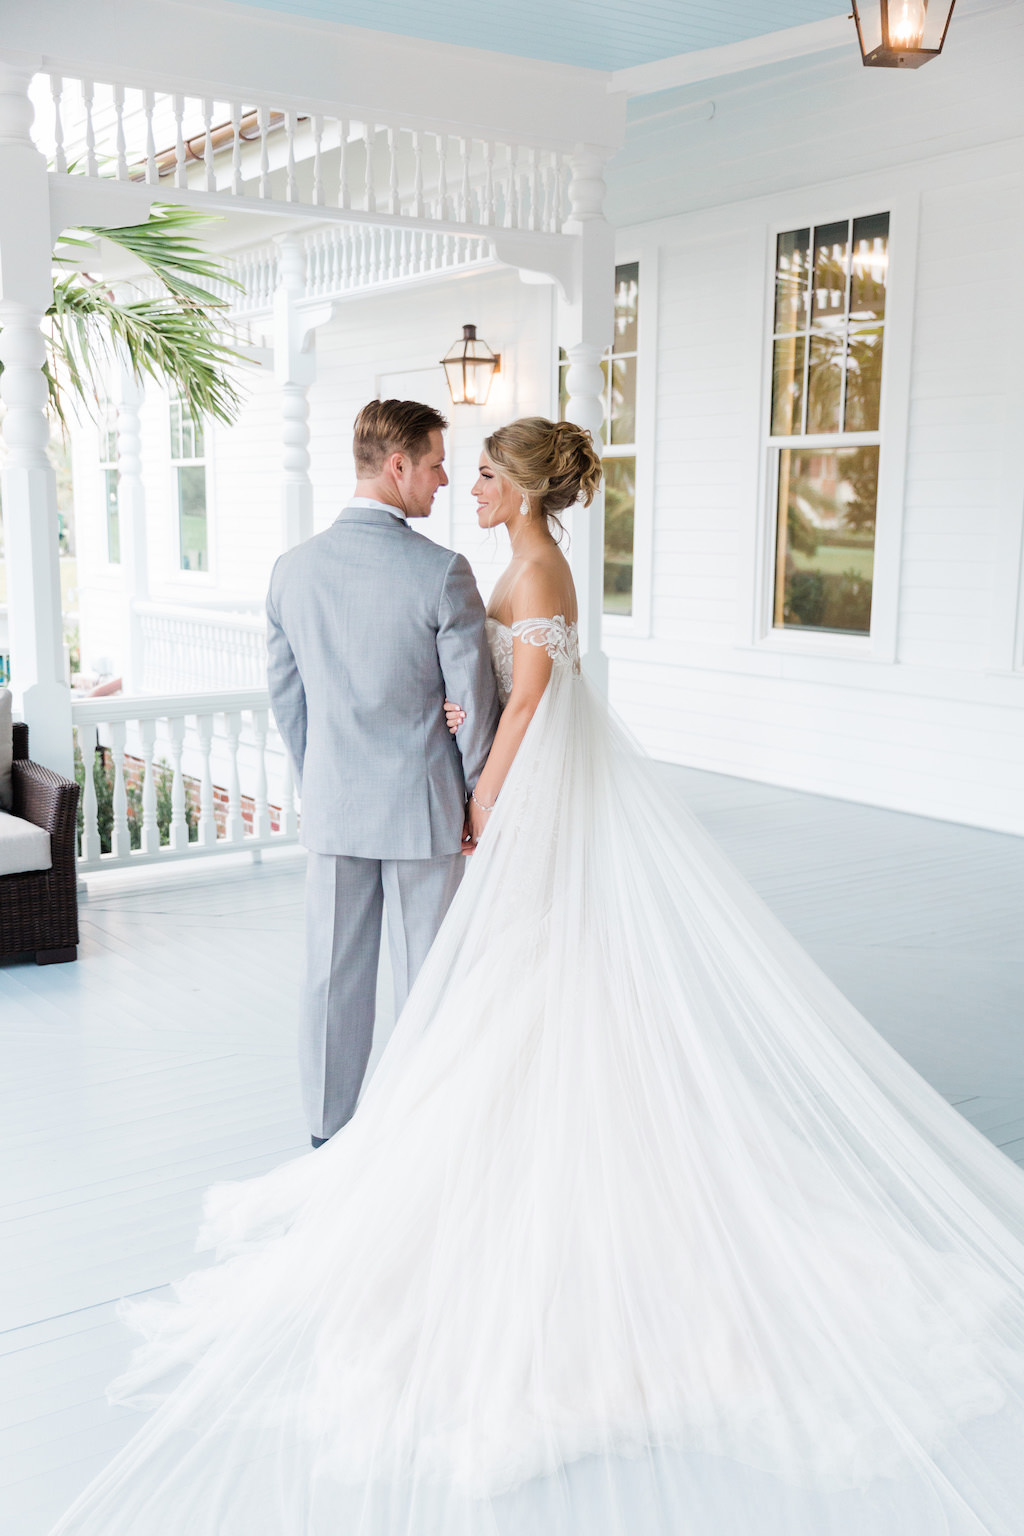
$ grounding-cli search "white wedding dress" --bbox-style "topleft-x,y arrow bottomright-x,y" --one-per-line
52,617 -> 1024,1536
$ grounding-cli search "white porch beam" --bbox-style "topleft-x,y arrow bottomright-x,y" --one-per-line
0,56 -> 73,776
559,145 -> 615,697
610,14 -> 853,97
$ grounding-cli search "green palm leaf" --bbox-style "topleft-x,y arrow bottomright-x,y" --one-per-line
1,204 -> 248,430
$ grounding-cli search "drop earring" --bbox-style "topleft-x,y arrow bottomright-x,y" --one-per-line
519,494 -> 530,517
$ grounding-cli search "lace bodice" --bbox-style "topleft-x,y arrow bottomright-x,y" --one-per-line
485,615 -> 581,706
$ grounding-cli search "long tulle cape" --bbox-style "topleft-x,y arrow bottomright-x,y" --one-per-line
51,661 -> 1024,1535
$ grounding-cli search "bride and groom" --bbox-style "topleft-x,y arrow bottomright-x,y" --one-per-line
50,402 -> 1024,1534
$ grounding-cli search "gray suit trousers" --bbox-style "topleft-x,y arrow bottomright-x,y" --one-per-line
301,850 -> 463,1138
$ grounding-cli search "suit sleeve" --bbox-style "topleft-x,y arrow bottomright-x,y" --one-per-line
266,559 -> 307,792
436,552 -> 500,793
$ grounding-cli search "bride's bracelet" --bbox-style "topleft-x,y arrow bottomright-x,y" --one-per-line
471,789 -> 497,812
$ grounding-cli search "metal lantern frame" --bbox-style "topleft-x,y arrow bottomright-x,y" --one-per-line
852,0 -> 957,69
440,324 -> 501,406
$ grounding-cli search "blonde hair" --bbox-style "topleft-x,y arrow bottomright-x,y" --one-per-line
484,417 -> 602,529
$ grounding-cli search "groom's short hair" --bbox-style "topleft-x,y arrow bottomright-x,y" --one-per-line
353,399 -> 449,476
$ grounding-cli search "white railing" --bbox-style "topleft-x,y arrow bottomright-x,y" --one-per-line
35,73 -> 571,235
72,688 -> 298,874
135,601 -> 266,692
207,226 -> 495,316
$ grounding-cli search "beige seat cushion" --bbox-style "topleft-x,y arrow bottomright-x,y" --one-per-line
0,810 -> 52,876
0,690 -> 11,812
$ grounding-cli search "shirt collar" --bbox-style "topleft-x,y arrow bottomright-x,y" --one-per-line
348,496 -> 407,525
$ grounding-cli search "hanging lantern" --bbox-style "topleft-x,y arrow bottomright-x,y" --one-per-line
852,0 -> 957,68
440,325 -> 501,406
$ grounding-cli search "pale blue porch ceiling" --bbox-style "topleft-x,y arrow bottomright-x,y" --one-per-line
232,0 -> 846,71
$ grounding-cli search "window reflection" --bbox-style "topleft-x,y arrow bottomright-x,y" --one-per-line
603,457 -> 635,615
559,262 -> 640,617
769,213 -> 888,637
774,447 -> 878,635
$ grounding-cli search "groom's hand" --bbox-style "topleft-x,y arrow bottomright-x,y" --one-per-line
460,810 -> 476,856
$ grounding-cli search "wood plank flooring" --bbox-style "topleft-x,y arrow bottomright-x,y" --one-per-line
2,768 -> 1023,1536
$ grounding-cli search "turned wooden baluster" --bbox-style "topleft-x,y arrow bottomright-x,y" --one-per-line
78,80 -> 97,177
139,718 -> 160,854
412,130 -> 424,218
258,105 -> 270,197
459,138 -> 471,223
203,98 -> 215,190
363,123 -> 376,213
167,716 -> 189,851
113,84 -> 127,180
285,109 -> 297,201
144,90 -> 157,184
223,711 -> 245,842
230,101 -> 242,194
339,117 -> 350,209
173,94 -> 187,188
78,724 -> 100,863
251,709 -> 271,839
49,75 -> 66,174
109,721 -> 131,860
196,713 -> 217,846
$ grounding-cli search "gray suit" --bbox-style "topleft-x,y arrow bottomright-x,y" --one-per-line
267,501 -> 499,1137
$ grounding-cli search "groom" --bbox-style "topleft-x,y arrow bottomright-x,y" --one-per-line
267,399 -> 499,1146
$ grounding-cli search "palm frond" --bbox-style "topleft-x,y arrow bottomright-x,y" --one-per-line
67,204 -> 243,309
49,276 -> 245,427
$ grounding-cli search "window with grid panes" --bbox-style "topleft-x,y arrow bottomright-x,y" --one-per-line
169,395 -> 209,572
769,214 -> 888,636
559,261 -> 639,616
98,403 -> 120,564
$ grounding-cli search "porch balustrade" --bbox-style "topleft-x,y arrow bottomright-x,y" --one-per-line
134,601 -> 266,692
72,688 -> 298,874
208,226 -> 494,317
36,73 -> 571,236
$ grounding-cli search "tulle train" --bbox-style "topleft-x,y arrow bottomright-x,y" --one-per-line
50,662 -> 1024,1534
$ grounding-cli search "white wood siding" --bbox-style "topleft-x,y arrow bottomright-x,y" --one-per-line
604,4 -> 1024,836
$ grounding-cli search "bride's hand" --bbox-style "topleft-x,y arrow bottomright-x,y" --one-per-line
444,699 -> 466,736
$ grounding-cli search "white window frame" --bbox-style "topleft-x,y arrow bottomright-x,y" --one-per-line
749,190 -> 919,664
168,393 -> 214,582
603,242 -> 657,641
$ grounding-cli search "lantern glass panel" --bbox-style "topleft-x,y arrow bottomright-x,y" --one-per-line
856,1 -> 883,54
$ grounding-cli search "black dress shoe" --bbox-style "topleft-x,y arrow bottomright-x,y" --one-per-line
311,1135 -> 328,1149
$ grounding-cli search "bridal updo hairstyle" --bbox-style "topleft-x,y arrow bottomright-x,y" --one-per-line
484,417 -> 603,535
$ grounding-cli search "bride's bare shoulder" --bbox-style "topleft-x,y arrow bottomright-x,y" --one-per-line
510,551 -> 577,625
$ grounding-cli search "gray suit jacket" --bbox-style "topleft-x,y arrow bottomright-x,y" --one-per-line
266,503 -> 500,860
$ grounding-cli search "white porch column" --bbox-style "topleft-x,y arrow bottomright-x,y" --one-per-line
116,357 -> 149,693
274,235 -> 315,549
0,58 -> 73,775
560,144 -> 615,696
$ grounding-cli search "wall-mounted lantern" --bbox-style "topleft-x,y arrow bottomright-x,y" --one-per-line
852,0 -> 957,68
440,325 -> 501,406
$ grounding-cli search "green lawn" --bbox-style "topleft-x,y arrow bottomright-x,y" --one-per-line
789,545 -> 874,579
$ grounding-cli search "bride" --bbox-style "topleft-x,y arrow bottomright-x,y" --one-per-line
52,418 -> 1024,1535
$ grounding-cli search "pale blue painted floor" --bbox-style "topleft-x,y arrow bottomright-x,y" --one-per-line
1,765 -> 1023,1536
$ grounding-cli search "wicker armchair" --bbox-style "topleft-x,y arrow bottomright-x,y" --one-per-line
0,722 -> 80,965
